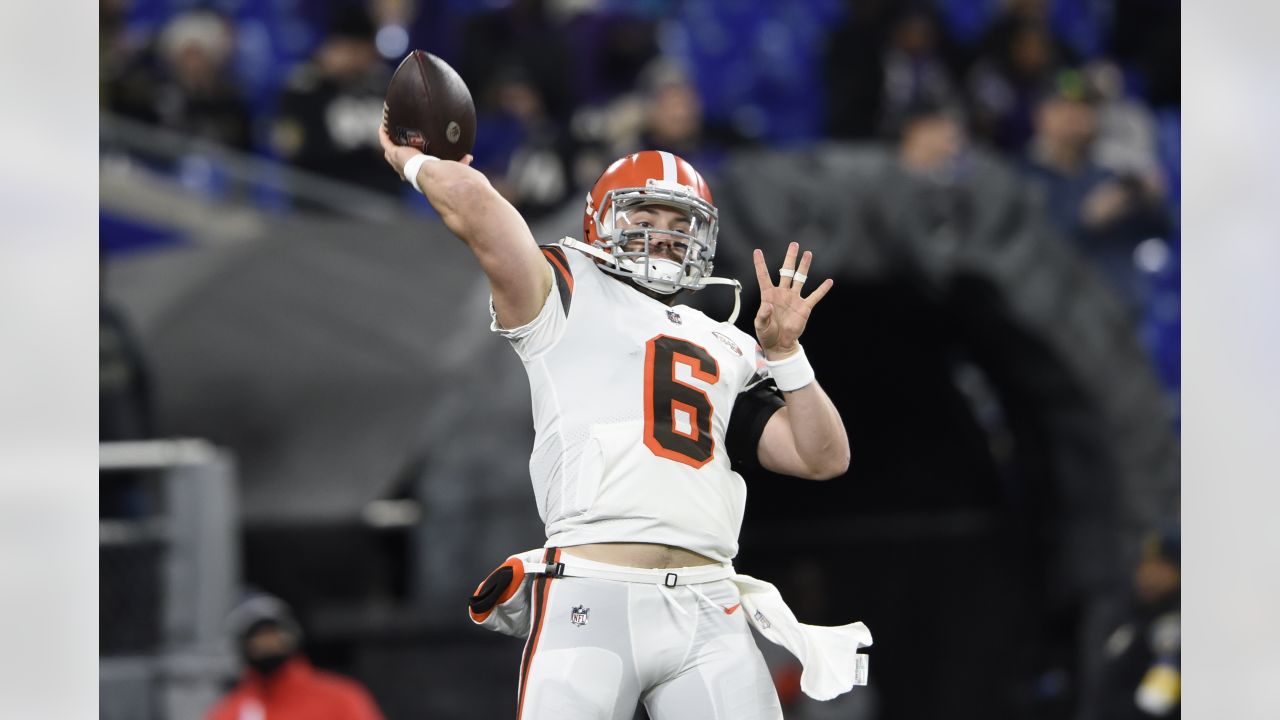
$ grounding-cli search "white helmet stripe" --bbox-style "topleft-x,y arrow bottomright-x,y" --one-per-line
658,151 -> 677,184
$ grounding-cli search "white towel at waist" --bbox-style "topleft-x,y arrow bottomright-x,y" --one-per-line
732,572 -> 873,701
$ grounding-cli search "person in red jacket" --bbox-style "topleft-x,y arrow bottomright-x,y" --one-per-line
205,593 -> 385,720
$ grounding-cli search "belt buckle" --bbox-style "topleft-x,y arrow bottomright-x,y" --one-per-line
664,572 -> 678,588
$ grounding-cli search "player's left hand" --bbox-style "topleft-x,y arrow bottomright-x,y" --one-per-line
752,242 -> 833,360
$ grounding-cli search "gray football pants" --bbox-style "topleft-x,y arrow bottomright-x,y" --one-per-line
516,554 -> 783,720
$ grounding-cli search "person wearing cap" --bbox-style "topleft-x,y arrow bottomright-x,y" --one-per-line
1022,68 -> 1170,313
205,594 -> 385,720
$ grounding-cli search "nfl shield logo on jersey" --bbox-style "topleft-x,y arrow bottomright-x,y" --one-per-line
570,605 -> 590,627
666,309 -> 683,324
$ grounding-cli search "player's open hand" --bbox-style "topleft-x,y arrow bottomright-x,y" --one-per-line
379,106 -> 472,180
752,242 -> 833,360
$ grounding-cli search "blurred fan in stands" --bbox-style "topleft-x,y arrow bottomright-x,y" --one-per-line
206,593 -> 386,720
271,3 -> 398,197
1022,70 -> 1169,314
104,8 -> 252,151
1093,527 -> 1181,720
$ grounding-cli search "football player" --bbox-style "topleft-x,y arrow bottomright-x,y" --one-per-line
380,123 -> 870,720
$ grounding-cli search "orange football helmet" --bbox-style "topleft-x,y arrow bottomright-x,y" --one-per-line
580,150 -> 720,294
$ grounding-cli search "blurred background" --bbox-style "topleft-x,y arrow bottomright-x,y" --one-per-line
98,0 -> 1180,718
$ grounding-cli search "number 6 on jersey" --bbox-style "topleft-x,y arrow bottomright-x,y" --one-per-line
643,335 -> 720,468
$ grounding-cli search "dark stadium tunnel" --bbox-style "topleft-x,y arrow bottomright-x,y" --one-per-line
704,144 -> 1178,720
731,272 -> 1063,720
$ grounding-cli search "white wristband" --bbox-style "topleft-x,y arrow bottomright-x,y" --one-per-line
764,344 -> 816,392
402,153 -> 438,193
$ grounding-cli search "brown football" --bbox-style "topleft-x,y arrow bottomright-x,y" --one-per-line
384,50 -> 476,161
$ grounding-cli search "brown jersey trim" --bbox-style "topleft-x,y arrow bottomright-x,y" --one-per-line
541,246 -> 574,316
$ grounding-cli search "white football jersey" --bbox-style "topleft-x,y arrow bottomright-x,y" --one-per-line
490,243 -> 780,563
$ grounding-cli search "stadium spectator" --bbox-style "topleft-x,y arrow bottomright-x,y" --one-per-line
598,59 -> 747,178
876,5 -> 962,139
1022,71 -> 1169,312
271,4 -> 397,195
206,593 -> 385,720
155,10 -> 252,150
1093,528 -> 1181,720
470,64 -> 577,220
968,0 -> 1078,73
105,8 -> 252,151
457,0 -> 577,128
966,20 -> 1070,152
824,2 -> 962,142
897,100 -> 967,179
637,62 -> 709,157
1085,60 -> 1166,201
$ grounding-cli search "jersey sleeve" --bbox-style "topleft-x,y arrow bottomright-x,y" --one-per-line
488,245 -> 574,361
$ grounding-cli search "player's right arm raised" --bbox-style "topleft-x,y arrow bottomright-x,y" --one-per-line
378,121 -> 552,329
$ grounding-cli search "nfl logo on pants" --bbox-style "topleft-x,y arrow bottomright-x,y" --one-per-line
570,605 -> 589,627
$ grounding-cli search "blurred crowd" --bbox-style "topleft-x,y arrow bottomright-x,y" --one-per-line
101,0 -> 1179,319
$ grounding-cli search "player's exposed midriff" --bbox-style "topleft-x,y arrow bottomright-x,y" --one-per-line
562,542 -> 718,569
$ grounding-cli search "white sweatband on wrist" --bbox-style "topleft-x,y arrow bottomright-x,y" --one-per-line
765,344 -> 816,392
402,153 -> 438,193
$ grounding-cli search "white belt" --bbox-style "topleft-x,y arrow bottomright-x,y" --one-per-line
522,560 -> 734,587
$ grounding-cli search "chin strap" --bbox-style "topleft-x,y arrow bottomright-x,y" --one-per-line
560,236 -> 613,264
695,276 -> 742,325
560,237 -> 742,324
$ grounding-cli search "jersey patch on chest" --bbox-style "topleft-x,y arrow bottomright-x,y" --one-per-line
710,331 -> 743,356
